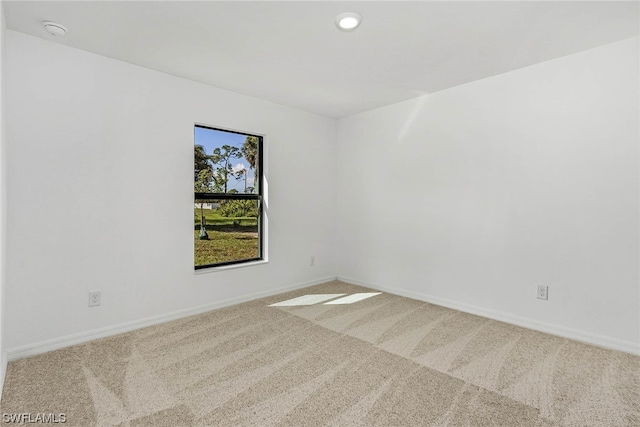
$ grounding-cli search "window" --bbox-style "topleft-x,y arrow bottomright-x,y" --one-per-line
194,125 -> 263,269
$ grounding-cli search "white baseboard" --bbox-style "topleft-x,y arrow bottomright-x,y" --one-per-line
0,351 -> 6,399
7,276 -> 337,362
338,275 -> 640,356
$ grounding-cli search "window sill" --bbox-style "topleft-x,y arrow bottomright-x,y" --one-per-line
194,259 -> 268,274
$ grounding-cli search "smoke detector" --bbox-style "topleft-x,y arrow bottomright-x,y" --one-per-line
42,21 -> 68,36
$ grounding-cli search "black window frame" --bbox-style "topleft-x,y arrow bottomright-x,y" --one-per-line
194,124 -> 264,269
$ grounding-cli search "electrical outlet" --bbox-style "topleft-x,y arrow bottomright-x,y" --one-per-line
89,291 -> 101,307
536,285 -> 548,300
310,256 -> 315,266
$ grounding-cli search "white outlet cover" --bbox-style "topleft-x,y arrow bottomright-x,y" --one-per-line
89,291 -> 101,307
536,285 -> 548,300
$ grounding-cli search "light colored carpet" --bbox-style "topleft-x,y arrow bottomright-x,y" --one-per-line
1,281 -> 638,426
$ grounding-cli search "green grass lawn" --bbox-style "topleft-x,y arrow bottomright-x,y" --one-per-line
195,207 -> 257,227
194,208 -> 259,266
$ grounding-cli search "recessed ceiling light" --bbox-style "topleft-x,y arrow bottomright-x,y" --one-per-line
335,12 -> 362,32
42,21 -> 68,37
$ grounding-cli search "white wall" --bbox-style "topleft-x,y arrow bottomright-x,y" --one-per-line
0,1 -> 7,394
5,31 -> 337,352
336,37 -> 640,353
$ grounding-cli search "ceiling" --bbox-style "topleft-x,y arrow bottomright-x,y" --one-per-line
4,1 -> 639,118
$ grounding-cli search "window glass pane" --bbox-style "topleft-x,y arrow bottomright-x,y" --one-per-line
194,199 -> 260,267
194,126 -> 259,195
